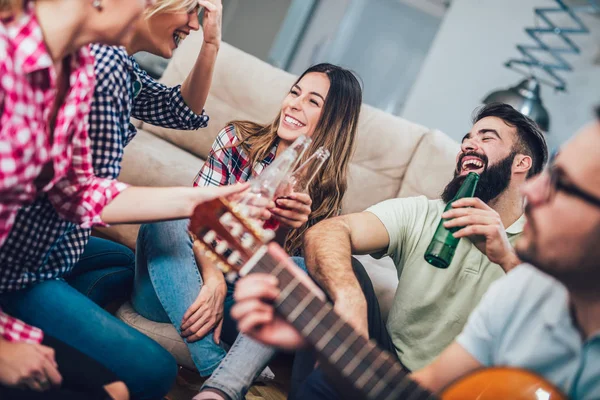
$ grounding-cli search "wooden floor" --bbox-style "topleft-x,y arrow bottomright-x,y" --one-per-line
166,354 -> 292,400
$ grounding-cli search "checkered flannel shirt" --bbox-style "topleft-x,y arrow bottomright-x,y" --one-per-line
0,44 -> 209,293
0,3 -> 128,248
193,124 -> 277,188
0,308 -> 43,344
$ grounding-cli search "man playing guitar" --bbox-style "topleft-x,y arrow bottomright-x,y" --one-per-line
228,109 -> 600,399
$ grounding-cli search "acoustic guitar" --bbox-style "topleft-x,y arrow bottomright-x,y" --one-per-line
189,198 -> 567,400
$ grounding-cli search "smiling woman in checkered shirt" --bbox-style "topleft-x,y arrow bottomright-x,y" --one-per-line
133,62 -> 363,400
0,0 -> 245,398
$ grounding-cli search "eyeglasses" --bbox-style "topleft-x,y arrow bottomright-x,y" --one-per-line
540,153 -> 600,208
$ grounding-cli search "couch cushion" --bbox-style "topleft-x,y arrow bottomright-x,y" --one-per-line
342,107 -> 429,214
396,129 -> 459,199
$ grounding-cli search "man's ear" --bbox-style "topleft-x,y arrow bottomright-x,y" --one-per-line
513,154 -> 533,175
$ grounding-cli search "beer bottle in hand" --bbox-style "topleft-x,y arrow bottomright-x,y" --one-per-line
425,172 -> 480,268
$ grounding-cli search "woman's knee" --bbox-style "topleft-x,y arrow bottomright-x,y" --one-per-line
138,219 -> 191,252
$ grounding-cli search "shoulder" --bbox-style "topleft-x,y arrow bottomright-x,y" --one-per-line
490,263 -> 561,298
90,44 -> 130,92
482,264 -> 565,319
366,195 -> 434,216
214,124 -> 240,148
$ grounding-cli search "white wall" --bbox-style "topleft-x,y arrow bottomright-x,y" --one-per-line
402,0 -> 600,151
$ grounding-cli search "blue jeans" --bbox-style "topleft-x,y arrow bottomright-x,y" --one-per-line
133,219 -> 278,400
0,280 -> 178,400
66,236 -> 135,307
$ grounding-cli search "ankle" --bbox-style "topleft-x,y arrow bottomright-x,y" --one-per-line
193,388 -> 229,400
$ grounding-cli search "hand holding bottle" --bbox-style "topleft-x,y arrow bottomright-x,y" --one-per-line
269,192 -> 313,229
442,197 -> 520,272
265,147 -> 330,230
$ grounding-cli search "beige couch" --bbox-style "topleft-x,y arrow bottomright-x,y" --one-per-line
99,30 -> 459,370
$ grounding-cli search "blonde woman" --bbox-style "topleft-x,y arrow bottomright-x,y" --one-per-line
0,0 -> 236,398
135,63 -> 363,400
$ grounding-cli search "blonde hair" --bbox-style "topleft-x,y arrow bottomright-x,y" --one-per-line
231,63 -> 363,255
145,0 -> 198,18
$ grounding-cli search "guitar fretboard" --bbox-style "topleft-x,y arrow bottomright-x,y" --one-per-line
251,253 -> 437,400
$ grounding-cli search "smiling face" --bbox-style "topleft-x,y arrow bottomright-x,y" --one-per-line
456,116 -> 518,177
516,120 -> 600,288
133,3 -> 200,58
441,116 -> 528,203
276,72 -> 331,146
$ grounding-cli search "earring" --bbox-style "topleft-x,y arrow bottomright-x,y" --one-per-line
92,0 -> 103,11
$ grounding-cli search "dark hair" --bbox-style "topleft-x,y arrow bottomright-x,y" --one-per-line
596,105 -> 600,120
473,102 -> 548,177
231,63 -> 362,254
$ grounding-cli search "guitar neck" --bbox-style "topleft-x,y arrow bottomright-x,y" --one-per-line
252,253 -> 437,400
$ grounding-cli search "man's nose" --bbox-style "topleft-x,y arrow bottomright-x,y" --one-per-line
461,138 -> 479,153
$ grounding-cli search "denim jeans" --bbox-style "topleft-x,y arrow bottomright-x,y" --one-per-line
66,236 -> 135,307
133,219 -> 276,400
0,280 -> 178,400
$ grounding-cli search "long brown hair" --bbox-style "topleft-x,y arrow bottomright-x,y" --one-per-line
230,63 -> 362,254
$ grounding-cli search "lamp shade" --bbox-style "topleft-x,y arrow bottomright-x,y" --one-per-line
483,77 -> 550,132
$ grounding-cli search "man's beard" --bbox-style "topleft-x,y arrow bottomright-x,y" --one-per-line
441,151 -> 517,204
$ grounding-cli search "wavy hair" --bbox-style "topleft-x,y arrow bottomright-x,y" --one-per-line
145,0 -> 198,18
230,63 -> 362,254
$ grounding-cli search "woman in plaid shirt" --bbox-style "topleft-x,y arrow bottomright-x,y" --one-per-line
0,0 -> 243,398
134,63 -> 363,400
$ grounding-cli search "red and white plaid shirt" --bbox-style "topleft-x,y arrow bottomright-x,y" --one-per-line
0,3 -> 128,246
0,308 -> 43,344
193,124 -> 277,187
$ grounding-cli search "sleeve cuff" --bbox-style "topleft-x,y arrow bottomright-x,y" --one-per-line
455,334 -> 492,367
80,179 -> 130,228
172,86 -> 210,130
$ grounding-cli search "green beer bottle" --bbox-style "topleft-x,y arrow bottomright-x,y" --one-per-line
425,172 -> 480,268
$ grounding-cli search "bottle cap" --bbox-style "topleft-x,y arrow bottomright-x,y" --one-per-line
424,241 -> 455,269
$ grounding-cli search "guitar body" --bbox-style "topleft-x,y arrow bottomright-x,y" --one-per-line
441,367 -> 568,400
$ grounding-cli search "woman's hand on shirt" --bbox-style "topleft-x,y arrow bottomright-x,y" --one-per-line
199,0 -> 222,48
269,192 -> 312,229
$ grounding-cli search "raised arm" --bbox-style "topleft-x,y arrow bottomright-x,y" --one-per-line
180,0 -> 222,115
303,211 -> 390,337
131,0 -> 222,130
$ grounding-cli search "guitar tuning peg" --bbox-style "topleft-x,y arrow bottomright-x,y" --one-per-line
219,212 -> 233,225
241,232 -> 255,249
230,222 -> 243,238
225,272 -> 238,283
215,240 -> 229,255
227,251 -> 241,266
203,230 -> 217,245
